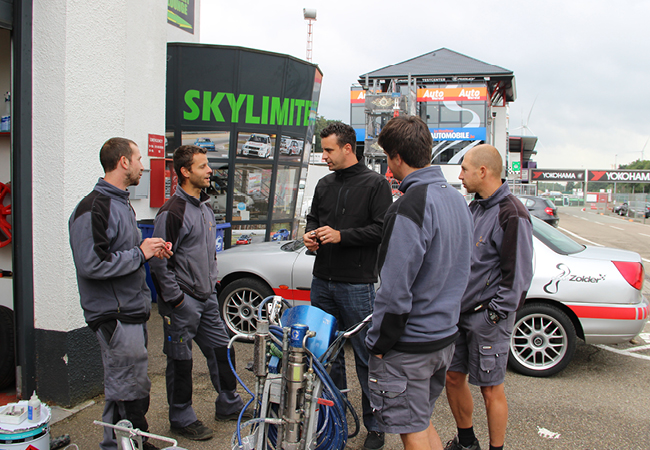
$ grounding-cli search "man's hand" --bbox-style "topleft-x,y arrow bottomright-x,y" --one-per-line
153,241 -> 174,260
313,226 -> 341,245
140,238 -> 169,260
303,230 -> 320,252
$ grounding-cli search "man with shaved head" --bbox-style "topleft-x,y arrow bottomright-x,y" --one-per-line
444,144 -> 533,450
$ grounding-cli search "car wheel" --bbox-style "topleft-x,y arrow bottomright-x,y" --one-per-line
0,306 -> 15,390
508,302 -> 577,377
218,278 -> 274,336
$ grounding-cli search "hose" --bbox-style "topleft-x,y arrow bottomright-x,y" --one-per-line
230,304 -> 363,450
227,335 -> 256,448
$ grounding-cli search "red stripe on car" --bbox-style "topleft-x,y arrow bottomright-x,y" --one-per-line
568,304 -> 641,320
273,288 -> 311,302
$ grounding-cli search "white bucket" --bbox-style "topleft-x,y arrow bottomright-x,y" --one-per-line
0,402 -> 51,450
0,426 -> 49,450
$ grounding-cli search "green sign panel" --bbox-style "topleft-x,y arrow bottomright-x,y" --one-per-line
512,161 -> 521,172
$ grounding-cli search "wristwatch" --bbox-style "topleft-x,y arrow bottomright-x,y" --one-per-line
488,309 -> 500,324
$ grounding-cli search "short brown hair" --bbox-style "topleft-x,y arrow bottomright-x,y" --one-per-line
378,116 -> 432,168
173,145 -> 208,182
99,137 -> 137,172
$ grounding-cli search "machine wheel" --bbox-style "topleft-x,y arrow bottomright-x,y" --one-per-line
0,306 -> 15,389
218,278 -> 274,336
508,302 -> 577,377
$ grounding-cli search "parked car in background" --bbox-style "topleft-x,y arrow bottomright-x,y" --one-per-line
625,203 -> 650,219
216,217 -> 648,377
241,134 -> 273,158
517,195 -> 559,227
613,202 -> 629,216
271,228 -> 290,241
194,137 -> 216,151
236,234 -> 253,245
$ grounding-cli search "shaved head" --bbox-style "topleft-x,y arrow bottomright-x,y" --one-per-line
465,144 -> 502,179
459,144 -> 504,198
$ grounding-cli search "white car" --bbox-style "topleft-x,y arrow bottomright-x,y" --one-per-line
217,217 -> 648,377
241,134 -> 273,158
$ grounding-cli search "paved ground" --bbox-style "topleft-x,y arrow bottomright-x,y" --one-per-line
30,206 -> 650,449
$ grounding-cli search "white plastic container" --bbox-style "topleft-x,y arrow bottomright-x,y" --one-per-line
27,392 -> 41,423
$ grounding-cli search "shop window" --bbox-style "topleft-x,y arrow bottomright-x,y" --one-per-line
236,132 -> 276,160
230,224 -> 265,246
207,162 -> 228,223
279,136 -> 304,163
232,163 -> 273,222
270,223 -> 292,241
273,166 -> 299,220
461,103 -> 486,127
181,131 -> 230,159
440,106 -> 461,124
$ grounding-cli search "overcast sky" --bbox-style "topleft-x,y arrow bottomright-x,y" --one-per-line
200,0 -> 649,170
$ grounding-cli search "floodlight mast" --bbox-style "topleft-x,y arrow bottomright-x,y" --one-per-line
303,8 -> 317,62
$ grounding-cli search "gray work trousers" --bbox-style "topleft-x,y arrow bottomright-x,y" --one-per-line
159,292 -> 244,428
95,321 -> 151,450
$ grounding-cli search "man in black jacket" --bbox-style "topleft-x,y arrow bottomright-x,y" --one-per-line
303,122 -> 392,450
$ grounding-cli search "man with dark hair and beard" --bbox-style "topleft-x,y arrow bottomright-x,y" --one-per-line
69,137 -> 171,450
150,145 -> 248,441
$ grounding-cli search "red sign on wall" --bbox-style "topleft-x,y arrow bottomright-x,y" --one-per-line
148,134 -> 165,157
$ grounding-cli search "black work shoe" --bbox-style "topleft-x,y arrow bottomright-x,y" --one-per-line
363,431 -> 385,450
444,435 -> 481,450
170,420 -> 213,441
215,409 -> 254,421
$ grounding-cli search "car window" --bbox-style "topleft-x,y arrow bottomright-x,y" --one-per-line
531,216 -> 584,255
543,199 -> 556,208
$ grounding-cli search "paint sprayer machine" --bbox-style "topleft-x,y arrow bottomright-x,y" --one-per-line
227,296 -> 371,450
94,296 -> 370,450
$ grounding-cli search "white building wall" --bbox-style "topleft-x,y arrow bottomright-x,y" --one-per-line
32,0 -> 168,332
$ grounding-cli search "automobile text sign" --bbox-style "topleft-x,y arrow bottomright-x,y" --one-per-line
417,87 -> 487,102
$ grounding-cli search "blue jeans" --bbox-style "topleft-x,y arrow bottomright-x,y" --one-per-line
310,276 -> 379,432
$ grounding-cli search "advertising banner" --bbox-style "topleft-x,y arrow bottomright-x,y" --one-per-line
168,0 -> 195,34
430,127 -> 486,141
350,90 -> 365,104
530,169 -> 586,182
168,45 -> 321,135
587,170 -> 650,183
417,87 -> 487,102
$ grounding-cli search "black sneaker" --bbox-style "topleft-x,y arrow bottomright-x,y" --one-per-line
170,420 -> 213,441
363,431 -> 385,450
444,435 -> 481,450
215,409 -> 254,421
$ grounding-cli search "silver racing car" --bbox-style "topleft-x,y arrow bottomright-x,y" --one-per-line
217,217 -> 648,377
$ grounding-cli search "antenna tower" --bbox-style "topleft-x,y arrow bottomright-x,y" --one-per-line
303,9 -> 317,62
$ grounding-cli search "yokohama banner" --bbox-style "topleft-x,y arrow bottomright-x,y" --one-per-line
587,170 -> 650,183
530,169 -> 585,182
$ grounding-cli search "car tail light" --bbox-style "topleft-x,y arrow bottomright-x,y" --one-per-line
613,261 -> 644,290
544,207 -> 554,216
